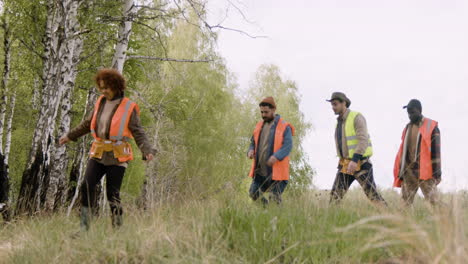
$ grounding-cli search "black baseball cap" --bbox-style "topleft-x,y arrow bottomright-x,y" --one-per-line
403,99 -> 422,112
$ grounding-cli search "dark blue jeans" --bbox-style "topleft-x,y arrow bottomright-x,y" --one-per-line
249,174 -> 288,204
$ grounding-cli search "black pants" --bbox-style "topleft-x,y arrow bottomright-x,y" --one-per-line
330,162 -> 386,204
0,154 -> 10,221
80,159 -> 125,215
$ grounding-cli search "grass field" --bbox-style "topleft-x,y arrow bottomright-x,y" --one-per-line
0,188 -> 466,264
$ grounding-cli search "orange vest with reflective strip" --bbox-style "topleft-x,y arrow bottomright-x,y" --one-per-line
90,95 -> 140,162
249,118 -> 295,181
393,118 -> 437,187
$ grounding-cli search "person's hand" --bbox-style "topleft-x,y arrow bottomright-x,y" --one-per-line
59,135 -> 70,145
347,161 -> 358,175
145,153 -> 154,161
267,156 -> 278,167
248,150 -> 255,159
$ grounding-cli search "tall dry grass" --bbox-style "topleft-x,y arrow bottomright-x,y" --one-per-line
0,188 -> 464,263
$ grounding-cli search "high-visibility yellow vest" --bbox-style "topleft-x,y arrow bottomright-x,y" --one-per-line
342,111 -> 373,158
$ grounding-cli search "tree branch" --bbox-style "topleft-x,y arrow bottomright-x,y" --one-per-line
127,55 -> 212,63
132,90 -> 164,121
185,0 -> 267,39
72,29 -> 92,38
226,0 -> 255,24
18,39 -> 46,60
135,3 -> 170,15
207,24 -> 267,39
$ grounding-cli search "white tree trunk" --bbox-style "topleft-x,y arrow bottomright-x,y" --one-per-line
0,18 -> 11,154
24,0 -> 59,168
4,91 -> 15,167
44,0 -> 84,211
45,88 -> 74,211
67,88 -> 97,216
32,76 -> 40,110
140,115 -> 162,208
111,0 -> 136,73
0,16 -> 12,217
140,134 -> 157,208
139,93 -> 184,208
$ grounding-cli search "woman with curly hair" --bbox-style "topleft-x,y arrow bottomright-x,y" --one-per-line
60,68 -> 155,231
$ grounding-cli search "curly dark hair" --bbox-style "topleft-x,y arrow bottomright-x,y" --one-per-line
94,68 -> 126,94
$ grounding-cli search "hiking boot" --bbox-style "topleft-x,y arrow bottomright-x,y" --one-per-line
80,206 -> 91,232
111,213 -> 123,229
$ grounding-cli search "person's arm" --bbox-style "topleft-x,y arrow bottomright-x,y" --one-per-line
431,126 -> 441,182
247,136 -> 255,159
249,136 -> 255,151
352,114 -> 370,162
272,126 -> 293,161
128,109 -> 156,158
67,113 -> 93,141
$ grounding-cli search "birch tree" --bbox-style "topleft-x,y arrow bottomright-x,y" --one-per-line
17,0 -> 85,214
0,10 -> 13,220
44,0 -> 85,211
0,16 -> 11,154
4,90 -> 15,167
111,0 -> 136,73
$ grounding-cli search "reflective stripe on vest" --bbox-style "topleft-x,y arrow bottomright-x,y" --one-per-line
110,99 -> 133,141
248,118 -> 295,181
343,111 -> 373,158
393,118 -> 438,187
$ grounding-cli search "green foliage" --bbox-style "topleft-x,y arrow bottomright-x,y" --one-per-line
124,13 -> 258,199
121,141 -> 146,197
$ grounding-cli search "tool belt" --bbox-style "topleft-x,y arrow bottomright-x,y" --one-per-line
339,158 -> 362,175
89,140 -> 132,160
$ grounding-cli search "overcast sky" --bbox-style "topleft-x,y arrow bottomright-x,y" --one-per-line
208,0 -> 468,192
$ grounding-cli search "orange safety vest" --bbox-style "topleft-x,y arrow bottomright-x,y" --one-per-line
90,95 -> 140,162
248,118 -> 295,181
393,118 -> 438,187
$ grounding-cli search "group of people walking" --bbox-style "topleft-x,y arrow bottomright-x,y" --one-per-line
59,68 -> 441,232
248,92 -> 441,207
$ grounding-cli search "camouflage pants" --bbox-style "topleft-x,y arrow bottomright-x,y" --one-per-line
401,168 -> 438,205
330,161 -> 386,204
